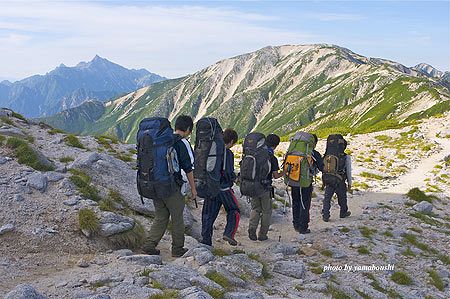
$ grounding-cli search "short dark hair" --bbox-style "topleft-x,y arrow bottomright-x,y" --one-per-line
266,133 -> 280,148
175,115 -> 193,132
223,128 -> 238,144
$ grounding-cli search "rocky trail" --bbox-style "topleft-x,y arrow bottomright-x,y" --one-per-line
1,111 -> 449,299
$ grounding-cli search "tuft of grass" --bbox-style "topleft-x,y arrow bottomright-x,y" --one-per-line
205,271 -> 230,289
355,290 -> 372,299
353,181 -> 370,190
391,271 -> 413,286
375,135 -> 391,142
48,128 -> 65,135
360,172 -> 385,180
78,208 -> 99,234
339,227 -> 350,233
409,212 -> 450,229
357,246 -> 370,255
6,137 -> 54,171
247,253 -> 272,280
11,112 -> 26,121
99,189 -> 126,212
359,226 -> 377,239
60,156 -> 74,163
205,287 -> 225,299
1,116 -> 14,125
115,152 -> 133,162
109,220 -> 145,249
69,169 -> 101,201
402,233 -> 434,253
310,266 -> 323,274
212,248 -> 230,257
148,290 -> 179,299
406,187 -> 433,202
139,268 -> 154,277
0,134 -> 5,145
402,247 -> 416,257
326,284 -> 352,299
427,269 -> 444,291
64,134 -> 85,149
320,249 -> 333,257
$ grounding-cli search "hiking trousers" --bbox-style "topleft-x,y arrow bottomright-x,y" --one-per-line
143,187 -> 185,253
248,190 -> 272,238
291,184 -> 313,231
201,188 -> 240,246
322,180 -> 348,218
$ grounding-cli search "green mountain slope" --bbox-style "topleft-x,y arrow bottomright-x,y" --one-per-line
42,44 -> 450,142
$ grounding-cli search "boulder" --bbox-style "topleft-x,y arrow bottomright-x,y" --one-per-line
4,284 -> 47,299
98,212 -> 135,237
412,201 -> 433,213
118,254 -> 162,266
179,286 -> 213,299
26,172 -> 48,192
224,292 -> 264,299
0,223 -> 15,235
273,260 -> 306,279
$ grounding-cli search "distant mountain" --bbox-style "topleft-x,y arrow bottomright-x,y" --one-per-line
0,56 -> 166,117
412,63 -> 444,78
42,44 -> 450,142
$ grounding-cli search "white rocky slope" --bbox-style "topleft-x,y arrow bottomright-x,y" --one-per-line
1,112 -> 450,299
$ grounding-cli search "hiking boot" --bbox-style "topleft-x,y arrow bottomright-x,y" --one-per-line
223,235 -> 238,246
322,215 -> 330,222
293,225 -> 300,232
142,247 -> 160,255
299,228 -> 311,234
340,211 -> 351,218
172,248 -> 188,258
258,235 -> 268,241
248,229 -> 257,241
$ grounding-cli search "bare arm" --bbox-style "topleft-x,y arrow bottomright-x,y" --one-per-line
186,171 -> 197,199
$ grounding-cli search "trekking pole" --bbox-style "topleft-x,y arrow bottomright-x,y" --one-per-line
193,197 -> 198,208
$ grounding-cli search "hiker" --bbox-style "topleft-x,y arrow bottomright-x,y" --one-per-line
289,133 -> 324,234
242,133 -> 285,241
201,128 -> 240,246
321,134 -> 352,222
141,115 -> 197,257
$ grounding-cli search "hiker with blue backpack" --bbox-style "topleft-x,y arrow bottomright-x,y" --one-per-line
241,133 -> 285,241
138,115 -> 197,257
321,134 -> 352,222
198,127 -> 240,246
284,132 -> 324,234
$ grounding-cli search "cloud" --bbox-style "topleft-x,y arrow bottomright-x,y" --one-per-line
0,1 -> 314,79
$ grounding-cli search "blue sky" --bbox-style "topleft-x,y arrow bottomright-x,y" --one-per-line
0,0 -> 448,80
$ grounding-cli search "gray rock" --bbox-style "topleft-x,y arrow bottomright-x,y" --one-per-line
179,286 -> 213,299
0,156 -> 7,164
273,260 -> 306,279
185,247 -> 215,266
0,126 -> 26,138
392,229 -> 406,238
113,249 -> 134,258
303,283 -> 328,292
265,243 -> 299,255
219,254 -> 263,278
412,201 -> 433,213
26,172 -> 48,192
99,211 -> 135,237
331,248 -> 348,259
87,273 -> 123,286
190,276 -> 224,292
77,258 -> 89,268
110,283 -> 162,299
0,223 -> 15,235
119,254 -> 162,266
149,265 -> 212,290
4,284 -> 47,299
63,196 -> 80,206
224,291 -> 264,299
87,295 -> 111,299
45,172 -> 64,182
68,152 -> 101,169
14,194 -> 24,202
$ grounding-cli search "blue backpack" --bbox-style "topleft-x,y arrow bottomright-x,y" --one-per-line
136,117 -> 178,201
194,117 -> 225,199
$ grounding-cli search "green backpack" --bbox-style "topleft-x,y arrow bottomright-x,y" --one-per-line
283,132 -> 315,187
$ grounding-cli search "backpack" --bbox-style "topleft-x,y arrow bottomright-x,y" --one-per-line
240,132 -> 272,197
193,117 -> 225,199
283,132 -> 315,188
136,117 -> 178,201
322,134 -> 347,186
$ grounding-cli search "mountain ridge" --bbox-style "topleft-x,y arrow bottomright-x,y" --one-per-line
42,44 -> 450,142
0,56 -> 167,118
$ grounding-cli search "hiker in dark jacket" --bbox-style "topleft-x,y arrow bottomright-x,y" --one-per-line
291,134 -> 324,234
248,133 -> 286,241
142,115 -> 197,258
201,129 -> 240,246
322,135 -> 352,222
